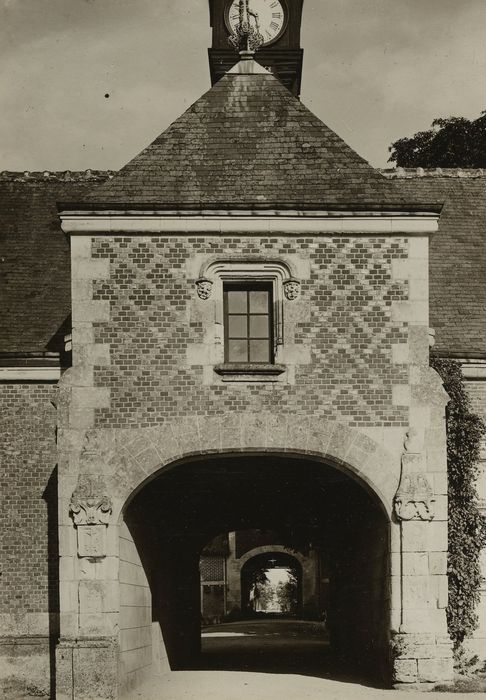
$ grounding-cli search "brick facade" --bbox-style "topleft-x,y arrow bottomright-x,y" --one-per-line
466,381 -> 486,424
0,383 -> 57,698
90,235 -> 409,428
0,384 -> 57,620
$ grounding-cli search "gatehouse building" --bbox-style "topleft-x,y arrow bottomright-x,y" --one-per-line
1,2 -> 485,697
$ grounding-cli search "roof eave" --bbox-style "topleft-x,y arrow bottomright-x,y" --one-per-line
58,201 -> 444,215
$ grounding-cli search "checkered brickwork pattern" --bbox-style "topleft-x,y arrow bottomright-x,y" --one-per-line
91,235 -> 409,429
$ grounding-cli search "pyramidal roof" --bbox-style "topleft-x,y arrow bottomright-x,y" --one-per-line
81,58 -> 438,210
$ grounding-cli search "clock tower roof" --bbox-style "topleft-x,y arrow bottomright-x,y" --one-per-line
77,66 -> 438,210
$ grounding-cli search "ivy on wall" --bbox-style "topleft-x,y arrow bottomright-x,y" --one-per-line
431,356 -> 486,648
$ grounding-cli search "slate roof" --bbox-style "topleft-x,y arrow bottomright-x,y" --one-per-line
0,171 -> 112,353
383,169 -> 486,358
1,170 -> 483,357
73,64 -> 435,210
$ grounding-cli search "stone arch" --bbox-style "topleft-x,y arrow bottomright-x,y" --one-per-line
238,545 -> 306,569
113,416 -> 398,691
238,548 -> 305,616
109,413 -> 400,521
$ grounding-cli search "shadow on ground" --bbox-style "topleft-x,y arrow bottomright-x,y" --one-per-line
196,618 -> 382,688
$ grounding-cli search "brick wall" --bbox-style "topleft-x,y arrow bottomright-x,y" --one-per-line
0,382 -> 57,698
0,383 -> 57,627
464,379 -> 486,661
90,235 -> 409,429
465,380 -> 486,424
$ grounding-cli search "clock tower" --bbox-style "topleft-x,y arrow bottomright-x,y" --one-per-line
208,0 -> 304,96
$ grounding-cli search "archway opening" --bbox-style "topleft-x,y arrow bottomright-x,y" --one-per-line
120,453 -> 390,690
241,552 -> 302,617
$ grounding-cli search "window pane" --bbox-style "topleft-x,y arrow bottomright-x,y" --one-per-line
249,315 -> 269,338
249,291 -> 269,313
228,315 -> 248,338
227,291 -> 247,313
228,340 -> 248,362
249,340 -> 270,363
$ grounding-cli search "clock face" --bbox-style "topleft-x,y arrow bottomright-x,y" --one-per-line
226,0 -> 287,47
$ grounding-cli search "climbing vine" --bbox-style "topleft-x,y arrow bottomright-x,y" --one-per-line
430,356 -> 486,648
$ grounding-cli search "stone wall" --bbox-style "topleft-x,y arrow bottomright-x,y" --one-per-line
0,383 -> 57,698
118,522 -> 153,696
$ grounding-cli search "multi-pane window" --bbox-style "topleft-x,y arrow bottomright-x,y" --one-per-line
200,555 -> 225,582
223,283 -> 273,363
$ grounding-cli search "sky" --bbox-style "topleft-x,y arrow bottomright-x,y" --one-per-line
1,0 -> 485,171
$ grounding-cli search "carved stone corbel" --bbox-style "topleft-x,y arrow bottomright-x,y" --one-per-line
394,429 -> 435,521
70,472 -> 112,558
196,277 -> 213,300
394,473 -> 435,520
70,493 -> 112,526
283,278 -> 301,301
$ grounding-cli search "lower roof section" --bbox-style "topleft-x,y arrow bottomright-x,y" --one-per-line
0,170 -> 484,358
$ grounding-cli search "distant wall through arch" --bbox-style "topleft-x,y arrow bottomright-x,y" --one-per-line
225,544 -> 319,620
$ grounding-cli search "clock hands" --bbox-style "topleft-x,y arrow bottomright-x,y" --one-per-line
248,7 -> 261,37
228,0 -> 264,53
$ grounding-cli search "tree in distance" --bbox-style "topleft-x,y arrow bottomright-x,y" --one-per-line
389,111 -> 486,168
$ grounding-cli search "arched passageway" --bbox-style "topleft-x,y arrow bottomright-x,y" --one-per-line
240,551 -> 303,617
121,453 -> 390,688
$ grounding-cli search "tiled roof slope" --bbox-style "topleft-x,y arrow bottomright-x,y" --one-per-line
81,70 -> 432,209
0,171 -> 112,353
1,170 -> 483,356
1,148 -> 483,357
383,169 -> 486,358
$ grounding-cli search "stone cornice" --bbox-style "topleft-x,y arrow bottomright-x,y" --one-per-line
59,211 -> 439,235
460,359 -> 486,380
0,366 -> 61,381
0,354 -> 61,381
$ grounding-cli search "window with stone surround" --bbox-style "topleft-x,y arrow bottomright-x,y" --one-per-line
194,258 -> 305,381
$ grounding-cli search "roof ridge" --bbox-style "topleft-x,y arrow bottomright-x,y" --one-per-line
0,170 -> 115,182
381,167 -> 486,179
